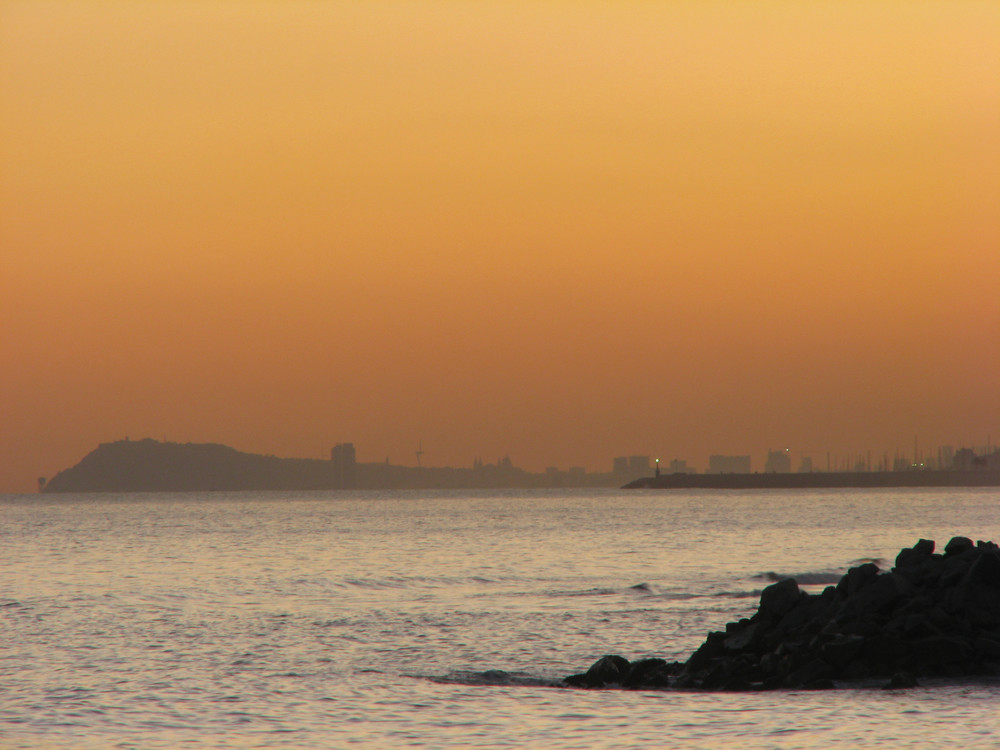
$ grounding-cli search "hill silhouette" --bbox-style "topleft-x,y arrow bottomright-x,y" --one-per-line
43,439 -> 336,492
41,438 -> 617,492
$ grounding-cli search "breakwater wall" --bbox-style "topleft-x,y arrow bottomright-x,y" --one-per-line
626,470 -> 1000,490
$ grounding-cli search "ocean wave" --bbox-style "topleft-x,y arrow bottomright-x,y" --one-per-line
754,557 -> 886,586
546,585 -> 762,601
425,670 -> 563,688
546,584 -> 682,598
338,575 -> 494,590
332,575 -> 772,603
334,573 -> 537,590
754,571 -> 843,586
712,589 -> 762,599
546,587 -> 622,598
340,577 -> 413,589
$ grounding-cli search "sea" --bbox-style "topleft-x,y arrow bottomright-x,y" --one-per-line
2,487 -> 999,749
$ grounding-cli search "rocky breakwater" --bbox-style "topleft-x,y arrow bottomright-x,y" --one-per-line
565,537 -> 1000,691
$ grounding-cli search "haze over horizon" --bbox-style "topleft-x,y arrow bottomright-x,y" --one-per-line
2,2 -> 998,493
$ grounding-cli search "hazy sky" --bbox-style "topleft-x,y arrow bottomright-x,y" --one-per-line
2,1 -> 998,491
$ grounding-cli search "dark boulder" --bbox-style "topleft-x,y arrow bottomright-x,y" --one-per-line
895,538 -> 935,569
908,636 -> 970,671
883,671 -> 919,690
851,571 -> 913,616
785,658 -> 834,689
685,631 -> 726,672
821,634 -> 865,668
564,654 -> 631,688
622,658 -> 681,689
837,562 -> 880,598
945,536 -> 974,556
758,578 -> 803,620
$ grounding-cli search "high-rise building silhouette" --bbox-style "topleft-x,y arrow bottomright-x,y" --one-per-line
764,448 -> 791,473
708,455 -> 751,474
331,443 -> 357,489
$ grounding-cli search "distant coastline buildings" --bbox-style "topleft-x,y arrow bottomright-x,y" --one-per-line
954,446 -> 1000,471
708,454 -> 752,474
613,455 -> 652,482
38,435 -> 1000,493
764,448 -> 792,474
344,437 -> 995,484
668,459 -> 693,474
624,442 -> 997,477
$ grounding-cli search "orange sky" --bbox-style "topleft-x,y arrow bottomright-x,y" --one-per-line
2,1 -> 998,491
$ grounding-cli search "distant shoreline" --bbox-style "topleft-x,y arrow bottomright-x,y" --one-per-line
39,438 -> 622,493
625,470 -> 1000,490
39,438 -> 1000,493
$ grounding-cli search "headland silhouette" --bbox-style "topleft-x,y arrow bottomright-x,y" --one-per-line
40,438 -> 621,493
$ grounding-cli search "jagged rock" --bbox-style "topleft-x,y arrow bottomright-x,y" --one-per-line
974,635 -> 1000,659
883,671 -> 919,690
970,550 -> 1000,582
896,538 -> 935,569
564,654 -> 631,688
759,578 -> 803,620
945,536 -> 974,556
622,658 -> 680,689
563,536 -> 1000,692
785,658 -> 834,688
821,635 -> 865,668
837,563 -> 880,598
685,631 -> 726,672
724,622 -> 760,651
852,571 -> 913,615
909,636 -> 971,670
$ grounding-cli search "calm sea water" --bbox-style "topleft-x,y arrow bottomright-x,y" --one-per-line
2,488 -> 999,749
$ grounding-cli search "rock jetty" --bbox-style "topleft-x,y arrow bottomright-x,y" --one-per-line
565,537 -> 1000,691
